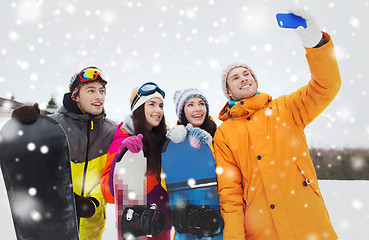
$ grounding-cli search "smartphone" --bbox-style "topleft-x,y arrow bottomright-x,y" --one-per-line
276,13 -> 307,29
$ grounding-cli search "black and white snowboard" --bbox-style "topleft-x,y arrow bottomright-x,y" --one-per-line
0,115 -> 79,240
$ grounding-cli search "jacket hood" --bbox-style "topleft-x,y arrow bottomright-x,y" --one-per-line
122,114 -> 135,135
218,92 -> 272,121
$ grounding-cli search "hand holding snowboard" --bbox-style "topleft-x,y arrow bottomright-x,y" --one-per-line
166,124 -> 212,149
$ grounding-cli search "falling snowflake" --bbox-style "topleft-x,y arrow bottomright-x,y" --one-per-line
27,142 -> 36,151
65,4 -> 76,14
264,44 -> 273,52
290,74 -> 298,83
128,191 -> 136,200
28,188 -> 37,196
208,59 -> 219,69
118,167 -> 126,175
200,82 -> 209,90
187,178 -> 196,186
265,108 -> 272,116
349,17 -> 361,28
16,0 -> 43,23
152,63 -> 162,74
215,166 -> 223,175
30,210 -> 42,222
351,156 -> 365,171
40,145 -> 48,154
352,199 -> 363,210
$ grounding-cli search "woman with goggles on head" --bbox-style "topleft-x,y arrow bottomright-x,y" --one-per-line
100,82 -> 172,240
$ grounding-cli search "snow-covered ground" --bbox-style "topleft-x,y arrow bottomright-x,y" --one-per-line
0,178 -> 368,239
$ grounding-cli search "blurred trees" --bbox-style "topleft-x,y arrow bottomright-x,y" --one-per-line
310,148 -> 369,180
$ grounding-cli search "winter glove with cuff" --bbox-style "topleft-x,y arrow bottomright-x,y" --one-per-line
74,193 -> 99,218
166,125 -> 188,143
288,9 -> 324,48
118,134 -> 143,154
187,124 -> 212,149
11,103 -> 40,124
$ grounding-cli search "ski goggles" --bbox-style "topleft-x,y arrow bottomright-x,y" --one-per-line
131,82 -> 165,111
78,67 -> 106,84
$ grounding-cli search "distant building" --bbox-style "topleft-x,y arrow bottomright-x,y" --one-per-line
46,96 -> 58,113
0,97 -> 56,129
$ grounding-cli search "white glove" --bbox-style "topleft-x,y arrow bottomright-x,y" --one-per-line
289,9 -> 323,48
166,125 -> 188,143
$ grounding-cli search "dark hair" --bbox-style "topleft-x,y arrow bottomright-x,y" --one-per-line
179,110 -> 217,138
132,104 -> 167,180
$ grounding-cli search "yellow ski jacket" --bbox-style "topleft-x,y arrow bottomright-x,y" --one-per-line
51,101 -> 116,240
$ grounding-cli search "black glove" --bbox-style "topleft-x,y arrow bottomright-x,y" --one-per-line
11,103 -> 40,124
74,193 -> 99,218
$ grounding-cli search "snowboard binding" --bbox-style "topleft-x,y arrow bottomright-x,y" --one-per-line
121,204 -> 165,238
172,202 -> 224,238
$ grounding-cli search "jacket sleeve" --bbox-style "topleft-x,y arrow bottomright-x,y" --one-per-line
100,127 -> 130,204
281,32 -> 341,127
213,128 -> 246,240
100,150 -> 118,203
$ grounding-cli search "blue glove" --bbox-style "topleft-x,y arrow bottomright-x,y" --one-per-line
187,124 -> 212,149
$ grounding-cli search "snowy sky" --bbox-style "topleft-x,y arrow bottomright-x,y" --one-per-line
0,0 -> 368,148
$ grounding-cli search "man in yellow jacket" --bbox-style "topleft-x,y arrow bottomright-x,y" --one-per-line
11,67 -> 117,239
213,9 -> 340,240
50,67 -> 117,239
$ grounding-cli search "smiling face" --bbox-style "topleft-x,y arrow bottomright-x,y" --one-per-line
144,97 -> 164,130
226,67 -> 258,101
75,82 -> 106,115
183,97 -> 207,127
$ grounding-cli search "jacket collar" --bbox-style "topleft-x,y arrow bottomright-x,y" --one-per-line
218,92 -> 272,121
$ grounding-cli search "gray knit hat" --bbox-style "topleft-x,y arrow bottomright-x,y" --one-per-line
220,63 -> 258,100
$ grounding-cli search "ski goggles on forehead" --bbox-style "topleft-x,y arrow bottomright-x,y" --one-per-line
131,82 -> 165,110
78,67 -> 106,83
139,82 -> 165,97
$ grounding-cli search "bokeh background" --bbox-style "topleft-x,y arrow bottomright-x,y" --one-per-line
1,0 -> 368,239
1,0 -> 368,148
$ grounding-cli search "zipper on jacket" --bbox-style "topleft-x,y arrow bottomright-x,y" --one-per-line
81,119 -> 93,197
78,119 -> 92,229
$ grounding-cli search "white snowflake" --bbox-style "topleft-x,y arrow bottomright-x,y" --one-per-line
27,142 -> 36,151
349,17 -> 361,28
28,188 -> 37,196
16,0 -> 43,23
187,178 -> 196,186
40,145 -> 48,154
128,191 -> 136,200
8,31 -> 20,41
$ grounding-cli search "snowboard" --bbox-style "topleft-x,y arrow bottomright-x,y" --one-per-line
0,115 -> 79,240
113,149 -> 147,240
161,136 -> 223,240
